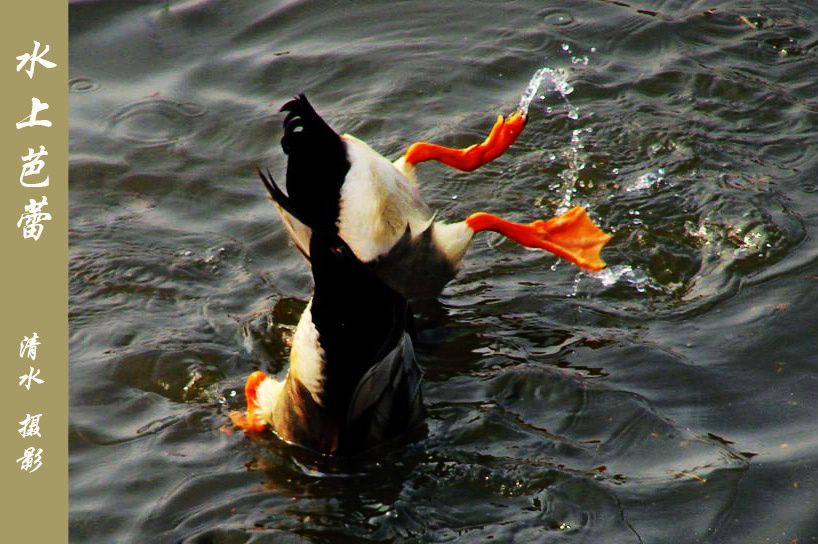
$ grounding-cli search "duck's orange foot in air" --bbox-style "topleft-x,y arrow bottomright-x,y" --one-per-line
465,207 -> 613,272
228,370 -> 269,433
404,112 -> 526,171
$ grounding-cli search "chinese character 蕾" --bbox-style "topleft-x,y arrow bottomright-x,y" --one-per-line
16,447 -> 43,473
15,41 -> 56,79
16,196 -> 52,241
18,366 -> 44,390
20,146 -> 49,188
19,332 -> 40,360
16,97 -> 52,129
18,413 -> 42,438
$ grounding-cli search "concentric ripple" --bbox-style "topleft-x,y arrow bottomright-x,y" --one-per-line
107,98 -> 207,146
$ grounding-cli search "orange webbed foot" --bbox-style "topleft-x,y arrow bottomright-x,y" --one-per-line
229,370 -> 270,434
404,111 -> 527,171
229,410 -> 268,433
466,207 -> 612,272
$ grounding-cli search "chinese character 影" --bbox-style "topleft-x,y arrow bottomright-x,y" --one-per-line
16,447 -> 43,473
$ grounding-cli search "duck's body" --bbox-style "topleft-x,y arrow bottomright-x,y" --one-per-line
231,230 -> 423,455
262,95 -> 612,301
231,94 -> 613,454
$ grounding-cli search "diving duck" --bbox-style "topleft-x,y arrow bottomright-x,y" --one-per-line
230,228 -> 423,455
260,94 -> 612,299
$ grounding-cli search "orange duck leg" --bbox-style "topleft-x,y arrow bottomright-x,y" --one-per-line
229,370 -> 269,433
404,112 -> 526,172
465,207 -> 612,272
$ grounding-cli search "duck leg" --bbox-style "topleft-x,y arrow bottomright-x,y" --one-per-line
465,207 -> 612,272
402,112 -> 526,172
229,371 -> 270,433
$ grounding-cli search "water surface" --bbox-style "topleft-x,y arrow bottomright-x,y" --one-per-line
70,1 -> 818,542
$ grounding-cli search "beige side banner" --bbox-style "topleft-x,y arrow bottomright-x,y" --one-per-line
1,1 -> 68,542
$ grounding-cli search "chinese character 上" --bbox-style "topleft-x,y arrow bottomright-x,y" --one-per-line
15,41 -> 56,79
16,447 -> 43,473
20,146 -> 49,188
16,196 -> 52,241
18,413 -> 42,438
19,332 -> 40,360
18,367 -> 44,390
16,97 -> 52,129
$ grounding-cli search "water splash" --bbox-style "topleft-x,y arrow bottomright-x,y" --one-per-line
517,44 -> 584,118
518,67 -> 550,116
517,66 -> 578,119
627,168 -> 666,192
555,127 -> 593,214
571,265 -> 654,296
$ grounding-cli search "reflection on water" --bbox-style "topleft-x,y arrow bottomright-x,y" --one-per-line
70,1 -> 818,542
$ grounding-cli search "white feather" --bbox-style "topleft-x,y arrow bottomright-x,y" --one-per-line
288,300 -> 325,405
272,201 -> 311,258
392,155 -> 418,187
254,376 -> 284,424
338,135 -> 432,262
431,221 -> 475,268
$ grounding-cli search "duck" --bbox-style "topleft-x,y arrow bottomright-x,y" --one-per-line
230,228 -> 424,455
259,94 -> 612,299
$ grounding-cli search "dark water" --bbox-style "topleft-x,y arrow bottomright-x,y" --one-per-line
69,1 -> 818,542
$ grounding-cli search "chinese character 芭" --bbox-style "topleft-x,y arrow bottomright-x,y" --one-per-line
16,447 -> 43,473
16,97 -> 52,129
16,196 -> 52,241
20,146 -> 49,188
19,332 -> 40,360
18,366 -> 44,390
18,413 -> 42,438
15,41 -> 56,79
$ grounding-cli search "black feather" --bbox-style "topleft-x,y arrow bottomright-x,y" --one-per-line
277,94 -> 350,231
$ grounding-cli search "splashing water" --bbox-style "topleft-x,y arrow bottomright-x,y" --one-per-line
627,168 -> 666,192
518,67 -> 550,116
571,265 -> 654,296
517,65 -> 577,119
518,47 -> 655,296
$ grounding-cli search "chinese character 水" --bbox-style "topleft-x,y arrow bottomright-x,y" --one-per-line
20,146 -> 49,188
16,196 -> 52,241
18,413 -> 42,438
15,41 -> 56,79
18,366 -> 44,390
19,332 -> 40,360
16,97 -> 52,129
16,447 -> 43,473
